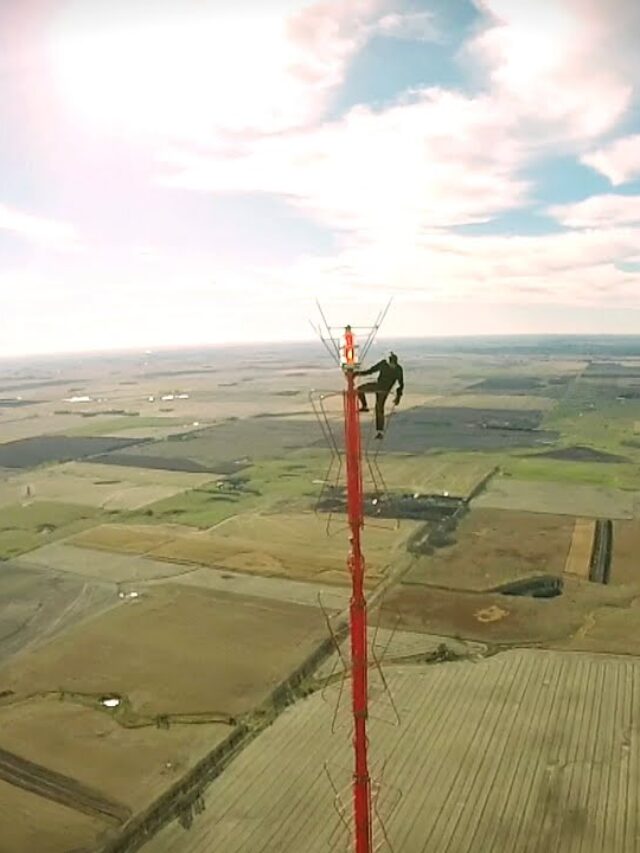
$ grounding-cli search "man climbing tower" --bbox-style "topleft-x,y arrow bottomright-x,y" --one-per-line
356,352 -> 404,438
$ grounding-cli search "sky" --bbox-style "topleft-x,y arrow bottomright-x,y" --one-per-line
1,0 -> 640,357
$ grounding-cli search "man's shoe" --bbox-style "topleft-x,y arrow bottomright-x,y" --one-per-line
375,431 -> 384,440
359,406 -> 369,413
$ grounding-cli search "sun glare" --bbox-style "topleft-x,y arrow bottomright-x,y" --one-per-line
48,10 -> 296,140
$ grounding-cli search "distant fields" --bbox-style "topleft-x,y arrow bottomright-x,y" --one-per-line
4,343 -> 640,853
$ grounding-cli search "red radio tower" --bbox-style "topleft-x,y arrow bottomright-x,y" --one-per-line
311,302 -> 391,853
342,324 -> 372,853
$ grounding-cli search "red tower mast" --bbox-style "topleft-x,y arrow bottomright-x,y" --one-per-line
341,325 -> 372,853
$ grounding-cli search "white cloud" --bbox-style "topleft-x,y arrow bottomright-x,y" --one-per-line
157,0 -> 640,250
48,0 -> 385,141
151,0 -> 640,326
373,11 -> 438,42
0,203 -> 78,251
548,194 -> 640,228
159,87 -> 529,238
581,134 -> 640,185
468,0 -> 636,141
265,224 -> 640,310
11,0 -> 639,358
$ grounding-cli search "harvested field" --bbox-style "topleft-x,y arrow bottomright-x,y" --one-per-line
21,542 -> 352,610
564,518 -> 596,579
15,542 -> 200,584
0,779 -> 109,853
530,445 -> 629,463
0,585 -> 327,717
380,583 -> 588,644
152,566 -> 351,611
72,523 -> 176,555
403,508 -> 573,591
0,561 -> 114,666
19,542 -> 351,609
0,745 -> 130,824
0,435 -> 143,468
0,462 -> 213,511
378,406 -> 557,453
0,696 -> 230,814
141,650 -> 640,853
611,520 -> 640,585
377,453 -> 496,498
473,477 -> 638,519
70,513 -> 416,587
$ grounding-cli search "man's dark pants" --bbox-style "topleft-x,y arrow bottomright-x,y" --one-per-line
357,382 -> 389,432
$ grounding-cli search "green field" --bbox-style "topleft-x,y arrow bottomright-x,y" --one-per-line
0,501 -> 103,559
500,455 -> 640,489
123,453 -> 325,528
66,416 -> 187,437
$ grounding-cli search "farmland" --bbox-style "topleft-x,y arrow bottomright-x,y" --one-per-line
564,518 -> 596,578
0,461 -> 214,511
0,435 -> 143,468
375,452 -> 496,498
611,520 -> 640,585
377,404 -> 559,453
473,475 -> 640,517
0,584 -> 328,718
0,501 -> 102,559
402,508 -> 574,591
69,512 -> 417,587
2,337 -> 640,851
141,651 -> 640,853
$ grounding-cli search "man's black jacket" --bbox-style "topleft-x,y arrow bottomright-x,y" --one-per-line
358,360 -> 404,395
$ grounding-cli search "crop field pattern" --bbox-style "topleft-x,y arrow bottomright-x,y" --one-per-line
564,518 -> 596,578
3,341 -> 640,851
69,512 -> 417,587
0,462 -> 213,511
0,435 -> 144,468
403,508 -> 573,591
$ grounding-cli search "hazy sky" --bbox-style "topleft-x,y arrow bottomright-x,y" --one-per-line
1,0 -> 640,356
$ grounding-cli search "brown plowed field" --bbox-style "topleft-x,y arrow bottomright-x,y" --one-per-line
611,520 -> 640,585
404,508 -> 573,591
